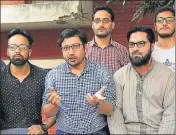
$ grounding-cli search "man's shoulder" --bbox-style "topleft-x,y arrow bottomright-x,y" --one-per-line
114,63 -> 131,77
154,60 -> 174,75
47,62 -> 66,74
30,63 -> 49,76
111,40 -> 127,49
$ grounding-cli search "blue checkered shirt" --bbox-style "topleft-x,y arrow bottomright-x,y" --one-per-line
42,60 -> 116,134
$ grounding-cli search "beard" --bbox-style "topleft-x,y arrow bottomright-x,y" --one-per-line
9,55 -> 28,66
94,25 -> 113,38
95,29 -> 112,38
157,29 -> 175,38
130,49 -> 152,67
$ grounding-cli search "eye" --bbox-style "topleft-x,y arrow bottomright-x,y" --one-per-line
157,18 -> 164,23
72,44 -> 80,49
94,19 -> 101,23
103,19 -> 111,23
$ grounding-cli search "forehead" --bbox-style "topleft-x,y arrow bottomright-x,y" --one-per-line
8,34 -> 29,44
94,10 -> 111,19
129,32 -> 148,42
157,11 -> 174,18
62,35 -> 81,46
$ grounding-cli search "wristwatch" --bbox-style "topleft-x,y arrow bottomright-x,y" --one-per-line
41,123 -> 49,132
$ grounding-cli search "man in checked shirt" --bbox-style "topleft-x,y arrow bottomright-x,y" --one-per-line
42,28 -> 116,135
86,5 -> 130,74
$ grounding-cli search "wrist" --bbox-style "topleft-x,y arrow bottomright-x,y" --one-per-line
41,123 -> 49,132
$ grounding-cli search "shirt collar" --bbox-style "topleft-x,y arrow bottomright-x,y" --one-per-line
7,61 -> 34,78
132,58 -> 156,78
90,37 -> 115,47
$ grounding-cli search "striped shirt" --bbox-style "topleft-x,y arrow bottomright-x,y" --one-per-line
43,60 -> 116,134
86,39 -> 129,74
107,60 -> 175,134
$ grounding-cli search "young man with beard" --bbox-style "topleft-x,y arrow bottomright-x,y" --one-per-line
42,28 -> 116,135
152,6 -> 175,71
86,5 -> 129,74
108,25 -> 175,134
0,28 -> 53,134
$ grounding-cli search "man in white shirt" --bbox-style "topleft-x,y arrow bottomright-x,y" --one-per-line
152,6 -> 175,71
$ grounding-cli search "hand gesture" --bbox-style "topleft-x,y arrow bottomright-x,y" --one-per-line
86,86 -> 106,106
47,87 -> 61,107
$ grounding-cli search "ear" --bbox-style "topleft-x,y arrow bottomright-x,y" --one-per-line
7,48 -> 9,57
151,43 -> 155,51
29,49 -> 32,57
92,22 -> 94,30
154,23 -> 157,31
112,22 -> 115,29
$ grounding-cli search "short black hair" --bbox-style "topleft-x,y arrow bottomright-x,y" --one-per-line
127,25 -> 155,44
7,28 -> 34,46
154,6 -> 175,22
57,28 -> 87,48
92,4 -> 115,22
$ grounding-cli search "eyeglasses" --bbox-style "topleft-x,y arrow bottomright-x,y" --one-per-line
156,17 -> 175,24
61,43 -> 82,52
93,18 -> 112,24
127,41 -> 149,48
8,44 -> 30,51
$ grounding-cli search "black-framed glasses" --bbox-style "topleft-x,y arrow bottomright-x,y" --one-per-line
127,41 -> 149,48
156,17 -> 175,24
8,44 -> 30,51
61,43 -> 82,52
93,18 -> 112,24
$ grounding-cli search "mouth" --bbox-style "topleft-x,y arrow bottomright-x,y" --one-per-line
68,56 -> 77,62
14,55 -> 23,58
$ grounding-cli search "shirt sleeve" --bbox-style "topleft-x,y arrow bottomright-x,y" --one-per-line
99,66 -> 116,106
107,72 -> 128,134
121,46 -> 130,67
42,69 -> 56,108
158,73 -> 175,134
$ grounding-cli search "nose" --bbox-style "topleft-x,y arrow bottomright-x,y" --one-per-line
162,20 -> 168,26
68,47 -> 74,55
15,46 -> 21,53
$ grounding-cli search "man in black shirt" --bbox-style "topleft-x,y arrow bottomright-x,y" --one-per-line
0,28 -> 53,134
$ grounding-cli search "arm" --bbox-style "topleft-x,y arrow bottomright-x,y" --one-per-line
158,73 -> 175,134
107,73 -> 127,134
27,117 -> 56,135
98,66 -> 116,115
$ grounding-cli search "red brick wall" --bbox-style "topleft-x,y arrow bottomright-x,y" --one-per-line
1,0 -> 155,59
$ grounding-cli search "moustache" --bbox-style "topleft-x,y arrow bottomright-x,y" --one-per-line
160,27 -> 170,30
132,51 -> 142,56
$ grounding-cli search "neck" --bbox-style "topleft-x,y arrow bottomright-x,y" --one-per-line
69,58 -> 86,76
10,62 -> 30,82
134,58 -> 152,76
94,35 -> 111,49
157,34 -> 175,49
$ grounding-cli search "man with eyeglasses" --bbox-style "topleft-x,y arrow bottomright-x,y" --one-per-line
0,28 -> 54,134
86,5 -> 129,74
42,28 -> 116,135
108,25 -> 175,134
152,6 -> 175,72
